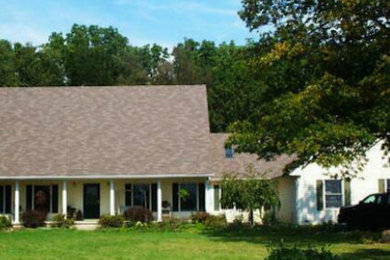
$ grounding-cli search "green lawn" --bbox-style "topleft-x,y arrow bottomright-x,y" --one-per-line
0,228 -> 389,259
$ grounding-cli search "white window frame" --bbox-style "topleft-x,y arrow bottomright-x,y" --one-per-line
178,183 -> 199,212
323,180 -> 344,209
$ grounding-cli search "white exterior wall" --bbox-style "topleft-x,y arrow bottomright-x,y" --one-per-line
291,142 -> 390,224
275,177 -> 296,223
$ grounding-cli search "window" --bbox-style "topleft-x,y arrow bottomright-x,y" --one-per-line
26,185 -> 58,213
180,183 -> 197,211
125,184 -> 158,211
172,183 -> 205,212
0,185 -> 11,214
225,147 -> 234,159
325,180 -> 343,208
387,179 -> 390,193
133,184 -> 150,208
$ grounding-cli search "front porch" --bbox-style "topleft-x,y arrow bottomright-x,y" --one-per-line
0,176 -> 216,225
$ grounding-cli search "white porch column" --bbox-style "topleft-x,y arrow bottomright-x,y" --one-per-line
157,179 -> 162,222
110,180 -> 115,216
14,181 -> 20,224
62,181 -> 67,217
205,179 -> 212,213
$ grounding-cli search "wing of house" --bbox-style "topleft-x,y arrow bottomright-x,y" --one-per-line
0,85 -> 388,225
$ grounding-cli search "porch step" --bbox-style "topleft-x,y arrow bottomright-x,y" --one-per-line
74,220 -> 99,230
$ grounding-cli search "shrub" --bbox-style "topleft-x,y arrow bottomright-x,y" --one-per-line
263,211 -> 278,226
21,210 -> 47,228
0,216 -> 12,229
99,214 -> 124,228
204,215 -> 226,229
191,211 -> 210,223
51,214 -> 74,228
228,215 -> 245,230
266,244 -> 341,260
124,206 -> 153,223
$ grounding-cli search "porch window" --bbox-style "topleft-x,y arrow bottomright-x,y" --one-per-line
325,180 -> 343,208
125,184 -> 158,211
26,185 -> 58,213
180,183 -> 197,211
0,185 -> 12,214
172,183 -> 205,212
133,184 -> 150,209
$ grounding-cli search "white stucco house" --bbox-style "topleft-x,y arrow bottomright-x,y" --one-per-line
0,85 -> 388,226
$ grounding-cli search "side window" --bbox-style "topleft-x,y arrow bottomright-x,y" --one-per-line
376,195 -> 386,205
325,180 -> 342,208
387,179 -> 390,193
362,195 -> 376,204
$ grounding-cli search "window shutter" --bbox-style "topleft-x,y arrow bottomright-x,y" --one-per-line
151,183 -> 157,212
52,185 -> 58,213
172,183 -> 178,211
198,183 -> 205,211
5,185 -> 11,213
378,179 -> 385,193
214,185 -> 220,211
316,180 -> 324,211
26,185 -> 32,210
344,179 -> 351,206
0,186 -> 3,213
125,184 -> 132,207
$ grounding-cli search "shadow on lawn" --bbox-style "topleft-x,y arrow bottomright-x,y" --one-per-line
338,248 -> 390,260
200,226 -> 378,246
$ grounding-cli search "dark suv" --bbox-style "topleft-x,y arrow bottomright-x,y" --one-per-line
338,192 -> 390,230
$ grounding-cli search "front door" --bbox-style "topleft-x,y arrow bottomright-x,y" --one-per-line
83,184 -> 100,219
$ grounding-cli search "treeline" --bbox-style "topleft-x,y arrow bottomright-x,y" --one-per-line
0,24 -> 261,132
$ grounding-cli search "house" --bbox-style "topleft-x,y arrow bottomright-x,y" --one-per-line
0,85 -> 389,225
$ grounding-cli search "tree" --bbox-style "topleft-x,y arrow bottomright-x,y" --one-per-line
228,0 -> 390,175
221,164 -> 280,226
64,24 -> 128,86
0,40 -> 17,86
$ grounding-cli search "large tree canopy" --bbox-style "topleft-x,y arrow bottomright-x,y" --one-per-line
227,0 -> 390,175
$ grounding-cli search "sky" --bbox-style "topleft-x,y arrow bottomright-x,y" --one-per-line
0,0 -> 257,48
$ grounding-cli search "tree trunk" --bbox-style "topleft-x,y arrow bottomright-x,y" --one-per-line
249,208 -> 254,227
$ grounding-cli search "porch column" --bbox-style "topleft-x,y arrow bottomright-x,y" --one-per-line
14,181 -> 20,224
109,180 -> 115,216
157,179 -> 162,222
205,179 -> 212,212
62,181 -> 67,217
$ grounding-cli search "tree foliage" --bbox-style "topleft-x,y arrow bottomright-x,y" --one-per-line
221,164 -> 280,225
228,0 -> 390,175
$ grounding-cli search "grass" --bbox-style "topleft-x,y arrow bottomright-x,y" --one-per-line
0,227 -> 389,259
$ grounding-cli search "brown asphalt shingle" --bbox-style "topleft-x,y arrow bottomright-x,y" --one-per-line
210,133 -> 294,179
0,85 -> 212,177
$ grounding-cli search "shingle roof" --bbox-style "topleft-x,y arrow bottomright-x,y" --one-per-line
210,133 -> 294,179
0,85 -> 212,178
